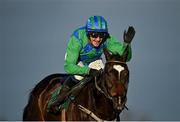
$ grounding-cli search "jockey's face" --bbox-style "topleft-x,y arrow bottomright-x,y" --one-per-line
89,32 -> 107,47
90,36 -> 103,47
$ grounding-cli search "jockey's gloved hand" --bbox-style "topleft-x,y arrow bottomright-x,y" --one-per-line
123,26 -> 136,44
89,68 -> 102,77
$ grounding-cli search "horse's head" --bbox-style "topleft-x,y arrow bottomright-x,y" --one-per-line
102,48 -> 129,112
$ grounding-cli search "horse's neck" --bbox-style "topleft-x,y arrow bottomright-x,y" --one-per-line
86,78 -> 116,120
94,78 -> 112,108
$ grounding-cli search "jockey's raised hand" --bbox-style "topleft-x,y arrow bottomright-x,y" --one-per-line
123,26 -> 136,44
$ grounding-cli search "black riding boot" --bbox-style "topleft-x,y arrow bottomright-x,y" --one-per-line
49,76 -> 79,114
49,85 -> 70,114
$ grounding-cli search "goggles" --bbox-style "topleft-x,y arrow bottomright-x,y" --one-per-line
88,32 -> 109,39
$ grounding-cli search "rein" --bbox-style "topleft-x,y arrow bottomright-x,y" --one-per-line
73,76 -> 116,121
95,77 -> 112,100
78,104 -> 116,122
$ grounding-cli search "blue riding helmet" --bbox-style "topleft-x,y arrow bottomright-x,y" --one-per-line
86,16 -> 108,33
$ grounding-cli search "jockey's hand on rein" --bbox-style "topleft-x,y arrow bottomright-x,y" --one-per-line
89,69 -> 102,77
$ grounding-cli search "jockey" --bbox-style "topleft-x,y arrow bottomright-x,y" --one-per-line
49,15 -> 135,114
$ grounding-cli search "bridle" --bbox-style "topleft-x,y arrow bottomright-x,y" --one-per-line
78,60 -> 128,121
95,60 -> 127,100
106,60 -> 126,64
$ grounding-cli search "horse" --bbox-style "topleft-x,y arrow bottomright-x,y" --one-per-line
23,48 -> 130,121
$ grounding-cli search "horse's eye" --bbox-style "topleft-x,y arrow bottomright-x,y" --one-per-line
106,69 -> 113,75
123,71 -> 128,76
124,72 -> 127,76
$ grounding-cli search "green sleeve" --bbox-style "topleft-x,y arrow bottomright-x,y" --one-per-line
106,36 -> 132,62
64,36 -> 90,75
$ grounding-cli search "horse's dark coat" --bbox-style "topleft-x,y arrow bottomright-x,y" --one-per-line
23,49 -> 129,121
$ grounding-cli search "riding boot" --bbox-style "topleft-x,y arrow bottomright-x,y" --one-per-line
49,76 -> 81,114
49,85 -> 70,114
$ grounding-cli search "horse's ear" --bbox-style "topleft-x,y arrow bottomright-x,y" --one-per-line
103,48 -> 112,61
120,45 -> 129,62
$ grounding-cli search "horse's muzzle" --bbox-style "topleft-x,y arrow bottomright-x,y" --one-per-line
112,96 -> 126,112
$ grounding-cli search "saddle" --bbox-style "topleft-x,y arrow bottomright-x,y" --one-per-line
47,75 -> 93,112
